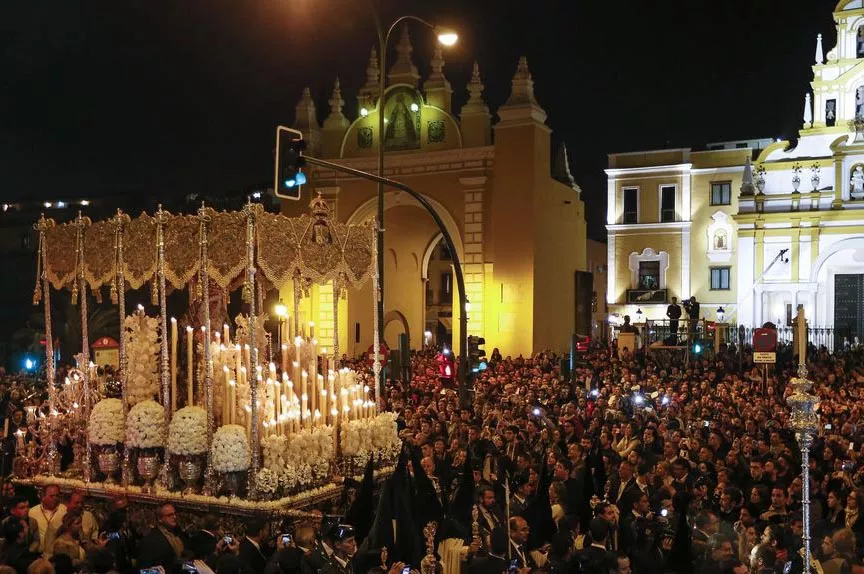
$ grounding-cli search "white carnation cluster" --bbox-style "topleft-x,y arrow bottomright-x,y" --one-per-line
88,398 -> 125,446
123,313 -> 160,406
168,406 -> 207,455
261,426 -> 333,485
341,413 -> 399,457
125,400 -> 166,449
278,462 -> 314,491
255,467 -> 278,496
211,424 -> 250,472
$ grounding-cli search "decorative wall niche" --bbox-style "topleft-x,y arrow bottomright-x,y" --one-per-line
706,210 -> 734,263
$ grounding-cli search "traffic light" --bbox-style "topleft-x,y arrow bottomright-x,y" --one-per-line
691,341 -> 703,355
467,335 -> 487,373
274,126 -> 307,200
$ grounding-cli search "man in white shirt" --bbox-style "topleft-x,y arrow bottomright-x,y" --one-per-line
28,485 -> 67,556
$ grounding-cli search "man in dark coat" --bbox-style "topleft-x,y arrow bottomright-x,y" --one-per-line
239,517 -> 271,574
138,503 -> 188,571
320,525 -> 357,574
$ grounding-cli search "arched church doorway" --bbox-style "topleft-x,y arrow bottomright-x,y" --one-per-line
423,235 -> 454,350
811,236 -> 864,348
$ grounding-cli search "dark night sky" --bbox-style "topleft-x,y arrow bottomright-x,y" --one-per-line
0,0 -> 839,240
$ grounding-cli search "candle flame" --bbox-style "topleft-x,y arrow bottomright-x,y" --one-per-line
186,326 -> 194,333
229,380 -> 236,387
331,408 -> 338,416
171,317 -> 177,323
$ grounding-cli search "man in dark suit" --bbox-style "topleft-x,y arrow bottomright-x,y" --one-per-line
138,503 -> 187,571
320,525 -> 356,574
509,473 -> 532,517
239,517 -> 271,574
508,517 -> 538,571
609,460 -> 635,511
578,518 -> 616,572
304,521 -> 337,574
467,527 -> 509,574
188,514 -> 220,560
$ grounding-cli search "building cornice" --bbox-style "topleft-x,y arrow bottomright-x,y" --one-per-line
606,221 -> 692,232
313,147 -> 495,183
605,163 -> 692,177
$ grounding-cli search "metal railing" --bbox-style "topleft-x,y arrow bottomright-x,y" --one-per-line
612,318 -> 860,354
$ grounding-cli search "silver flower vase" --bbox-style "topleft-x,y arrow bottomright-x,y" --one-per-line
97,447 -> 120,484
178,455 -> 204,495
223,471 -> 245,497
136,450 -> 161,494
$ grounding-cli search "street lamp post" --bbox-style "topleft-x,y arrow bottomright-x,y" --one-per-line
366,3 -> 457,395
303,154 -> 470,404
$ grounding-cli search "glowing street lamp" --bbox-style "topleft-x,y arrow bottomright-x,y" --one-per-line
371,12 -> 458,395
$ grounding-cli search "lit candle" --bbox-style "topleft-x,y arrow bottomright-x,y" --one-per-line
798,305 -> 807,363
245,404 -> 252,440
227,379 -> 236,425
301,370 -> 308,426
223,323 -> 231,347
328,372 -> 335,426
170,318 -> 178,413
309,321 -> 315,340
222,365 -> 230,424
186,326 -> 194,406
281,344 -> 288,375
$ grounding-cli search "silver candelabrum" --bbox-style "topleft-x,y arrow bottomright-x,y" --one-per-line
787,360 -> 819,573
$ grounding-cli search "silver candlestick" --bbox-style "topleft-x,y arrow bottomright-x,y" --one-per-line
787,308 -> 819,573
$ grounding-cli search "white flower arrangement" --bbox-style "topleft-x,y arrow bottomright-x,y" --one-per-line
168,406 -> 207,455
255,467 -> 278,496
261,426 -> 333,485
341,413 -> 399,457
278,462 -> 313,491
211,424 -> 250,472
123,313 -> 160,406
126,400 -> 166,449
89,398 -> 125,446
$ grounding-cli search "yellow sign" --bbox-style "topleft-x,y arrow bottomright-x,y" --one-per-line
754,352 -> 776,363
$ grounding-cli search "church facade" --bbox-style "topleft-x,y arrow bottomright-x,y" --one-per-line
280,26 -> 588,358
607,0 -> 864,342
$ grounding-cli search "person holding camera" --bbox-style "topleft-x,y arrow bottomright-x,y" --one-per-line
682,297 -> 700,337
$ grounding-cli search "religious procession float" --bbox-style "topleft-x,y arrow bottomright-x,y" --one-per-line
13,195 -> 400,519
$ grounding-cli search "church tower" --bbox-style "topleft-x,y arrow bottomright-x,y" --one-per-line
808,1 -> 864,129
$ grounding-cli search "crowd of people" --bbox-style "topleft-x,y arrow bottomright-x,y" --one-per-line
1,335 -> 864,573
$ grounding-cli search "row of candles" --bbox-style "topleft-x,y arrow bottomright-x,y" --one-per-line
166,318 -> 377,443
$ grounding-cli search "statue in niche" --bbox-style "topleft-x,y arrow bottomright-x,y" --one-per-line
858,26 -> 864,58
714,229 -> 727,250
857,86 -> 864,118
384,93 -> 419,150
851,165 -> 864,199
826,100 -> 836,127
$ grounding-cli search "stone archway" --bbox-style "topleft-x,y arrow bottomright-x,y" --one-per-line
344,194 -> 464,357
383,310 -> 410,349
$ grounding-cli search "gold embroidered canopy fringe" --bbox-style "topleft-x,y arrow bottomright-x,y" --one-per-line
39,199 -> 375,296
